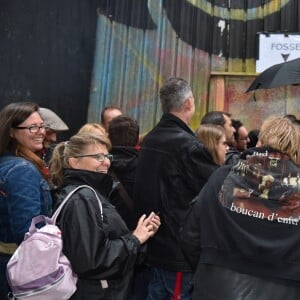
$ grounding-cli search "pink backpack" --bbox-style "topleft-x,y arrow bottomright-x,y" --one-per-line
6,185 -> 103,300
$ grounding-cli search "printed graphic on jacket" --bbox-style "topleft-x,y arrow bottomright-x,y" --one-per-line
219,149 -> 300,226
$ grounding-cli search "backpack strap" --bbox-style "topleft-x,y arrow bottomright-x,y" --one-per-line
51,185 -> 103,223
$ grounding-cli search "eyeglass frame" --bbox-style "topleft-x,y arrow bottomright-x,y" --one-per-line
72,153 -> 113,162
13,124 -> 50,133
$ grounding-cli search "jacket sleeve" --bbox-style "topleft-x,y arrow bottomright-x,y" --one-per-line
180,165 -> 232,271
183,141 -> 219,194
59,190 -> 142,280
179,192 -> 203,271
6,162 -> 45,244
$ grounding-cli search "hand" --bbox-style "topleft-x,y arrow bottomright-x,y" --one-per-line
133,212 -> 161,244
145,212 -> 161,235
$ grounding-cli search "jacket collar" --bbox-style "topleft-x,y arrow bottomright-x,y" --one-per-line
160,113 -> 196,136
63,168 -> 113,198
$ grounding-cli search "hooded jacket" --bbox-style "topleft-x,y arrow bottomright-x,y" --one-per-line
110,146 -> 138,200
134,113 -> 218,272
53,169 -> 145,300
225,147 -> 241,165
181,147 -> 300,299
109,146 -> 138,230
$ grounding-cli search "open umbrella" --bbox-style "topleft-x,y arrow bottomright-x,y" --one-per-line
246,57 -> 300,92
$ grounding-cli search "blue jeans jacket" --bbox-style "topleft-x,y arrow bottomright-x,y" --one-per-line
0,155 -> 52,297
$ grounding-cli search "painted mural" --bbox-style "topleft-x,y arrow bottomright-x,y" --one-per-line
89,0 -> 300,134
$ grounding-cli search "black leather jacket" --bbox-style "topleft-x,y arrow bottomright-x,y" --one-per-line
134,113 -> 218,272
53,169 -> 145,300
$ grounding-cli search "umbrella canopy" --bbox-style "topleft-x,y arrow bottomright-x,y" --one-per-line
246,57 -> 300,92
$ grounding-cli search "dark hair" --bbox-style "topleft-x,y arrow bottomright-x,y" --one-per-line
0,102 -> 39,154
100,105 -> 122,124
284,114 -> 300,127
0,102 -> 47,177
247,129 -> 259,148
231,119 -> 243,141
201,111 -> 231,127
108,116 -> 139,147
159,77 -> 192,113
284,114 -> 298,122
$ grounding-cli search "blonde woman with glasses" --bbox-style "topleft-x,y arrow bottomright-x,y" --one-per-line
49,132 -> 160,300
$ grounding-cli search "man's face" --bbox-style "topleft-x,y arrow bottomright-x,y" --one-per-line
223,114 -> 236,146
180,93 -> 196,125
103,109 -> 122,131
44,130 -> 57,147
187,94 -> 195,123
236,126 -> 249,152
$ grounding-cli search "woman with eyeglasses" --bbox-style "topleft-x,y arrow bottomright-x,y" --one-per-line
49,132 -> 160,300
0,102 -> 52,299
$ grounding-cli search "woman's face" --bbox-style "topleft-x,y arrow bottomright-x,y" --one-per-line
69,142 -> 111,173
217,133 -> 229,165
10,111 -> 45,152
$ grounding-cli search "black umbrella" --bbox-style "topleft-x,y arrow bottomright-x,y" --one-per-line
246,57 -> 300,92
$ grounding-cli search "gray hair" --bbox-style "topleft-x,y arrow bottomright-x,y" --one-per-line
159,77 -> 192,113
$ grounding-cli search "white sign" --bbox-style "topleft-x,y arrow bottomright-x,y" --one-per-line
256,33 -> 300,72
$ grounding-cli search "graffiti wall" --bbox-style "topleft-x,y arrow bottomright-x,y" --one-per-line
1,1 -> 300,135
89,0 -> 300,133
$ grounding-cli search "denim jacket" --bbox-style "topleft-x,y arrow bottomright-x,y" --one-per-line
0,155 -> 52,245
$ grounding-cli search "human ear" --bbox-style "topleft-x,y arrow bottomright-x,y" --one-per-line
184,97 -> 193,111
256,139 -> 262,147
10,128 -> 15,138
68,157 -> 79,169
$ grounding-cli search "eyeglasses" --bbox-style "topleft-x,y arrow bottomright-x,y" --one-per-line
73,153 -> 113,162
13,124 -> 50,133
238,136 -> 249,141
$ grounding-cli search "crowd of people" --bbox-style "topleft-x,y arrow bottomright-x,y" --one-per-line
1,77 -> 300,300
